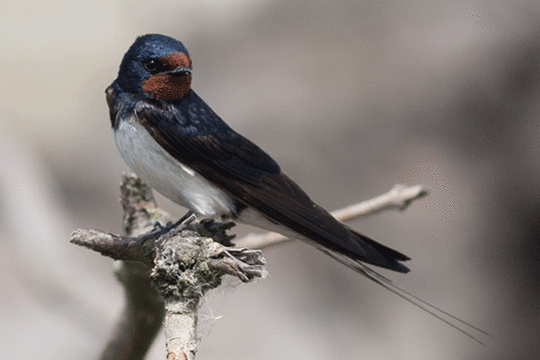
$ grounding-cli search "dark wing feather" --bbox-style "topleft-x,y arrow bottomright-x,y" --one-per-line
134,94 -> 410,272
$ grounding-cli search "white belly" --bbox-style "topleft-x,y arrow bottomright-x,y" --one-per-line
112,116 -> 235,218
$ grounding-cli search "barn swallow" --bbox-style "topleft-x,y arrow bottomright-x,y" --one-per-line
106,33 -> 409,273
106,34 -> 489,343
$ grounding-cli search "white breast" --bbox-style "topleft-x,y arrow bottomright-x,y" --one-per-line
112,116 -> 234,218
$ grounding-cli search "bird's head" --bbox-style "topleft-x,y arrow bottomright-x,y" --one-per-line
116,34 -> 193,101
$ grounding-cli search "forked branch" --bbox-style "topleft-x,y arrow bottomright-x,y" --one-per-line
71,175 -> 427,360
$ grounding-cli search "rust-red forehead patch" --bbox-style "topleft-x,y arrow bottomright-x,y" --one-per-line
160,52 -> 191,69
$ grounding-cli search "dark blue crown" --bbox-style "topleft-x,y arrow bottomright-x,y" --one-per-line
116,34 -> 190,93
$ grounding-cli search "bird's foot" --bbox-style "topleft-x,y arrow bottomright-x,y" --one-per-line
187,219 -> 236,246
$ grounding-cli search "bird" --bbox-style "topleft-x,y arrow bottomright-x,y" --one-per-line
106,33 -> 410,275
106,34 -> 488,343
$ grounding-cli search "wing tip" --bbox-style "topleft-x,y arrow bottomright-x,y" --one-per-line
389,261 -> 410,273
347,229 -> 411,273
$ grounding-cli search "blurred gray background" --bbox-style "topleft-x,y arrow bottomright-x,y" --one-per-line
1,1 -> 539,359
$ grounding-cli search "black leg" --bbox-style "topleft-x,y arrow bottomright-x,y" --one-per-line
137,210 -> 196,245
175,210 -> 197,227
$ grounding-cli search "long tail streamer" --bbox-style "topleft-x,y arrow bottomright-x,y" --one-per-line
320,248 -> 490,345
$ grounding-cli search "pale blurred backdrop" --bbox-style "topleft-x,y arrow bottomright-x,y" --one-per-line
1,1 -> 539,359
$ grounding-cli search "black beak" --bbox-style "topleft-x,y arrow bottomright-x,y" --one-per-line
170,67 -> 192,76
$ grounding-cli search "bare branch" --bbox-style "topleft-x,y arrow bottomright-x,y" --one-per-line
71,173 -> 169,360
209,247 -> 267,282
149,227 -> 266,360
236,184 -> 429,250
70,229 -> 150,264
72,173 -> 266,360
331,184 -> 429,221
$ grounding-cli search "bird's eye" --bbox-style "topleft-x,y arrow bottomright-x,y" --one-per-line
142,59 -> 165,74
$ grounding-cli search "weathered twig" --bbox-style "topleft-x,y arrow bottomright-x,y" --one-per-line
236,184 -> 429,250
76,174 -> 169,360
150,228 -> 265,360
330,184 -> 429,221
71,173 -> 266,360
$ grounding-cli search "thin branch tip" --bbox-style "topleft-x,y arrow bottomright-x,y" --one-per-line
391,184 -> 430,210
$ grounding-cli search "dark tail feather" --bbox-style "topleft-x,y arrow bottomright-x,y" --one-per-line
346,228 -> 410,273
